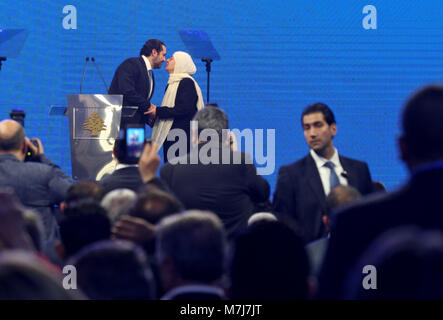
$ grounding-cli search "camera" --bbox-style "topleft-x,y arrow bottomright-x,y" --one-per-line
9,109 -> 26,127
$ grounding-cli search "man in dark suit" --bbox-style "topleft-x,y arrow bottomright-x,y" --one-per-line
318,85 -> 443,299
157,210 -> 227,300
160,107 -> 270,240
99,138 -> 144,194
273,103 -> 373,244
0,120 -> 73,245
305,185 -> 361,278
108,39 -> 166,128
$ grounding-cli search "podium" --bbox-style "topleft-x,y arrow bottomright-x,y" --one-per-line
66,94 -> 136,181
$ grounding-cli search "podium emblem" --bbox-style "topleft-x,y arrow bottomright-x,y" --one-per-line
82,112 -> 107,136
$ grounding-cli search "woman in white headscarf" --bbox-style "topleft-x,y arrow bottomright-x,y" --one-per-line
147,51 -> 204,162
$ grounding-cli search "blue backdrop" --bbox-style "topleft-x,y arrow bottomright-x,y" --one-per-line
2,1 -> 443,194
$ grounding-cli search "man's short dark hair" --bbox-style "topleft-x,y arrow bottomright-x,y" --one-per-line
0,122 -> 24,151
301,102 -> 336,126
60,201 -> 111,258
402,85 -> 443,162
156,210 -> 227,283
131,186 -> 183,225
65,181 -> 104,206
69,240 -> 156,300
193,106 -> 229,140
140,39 -> 165,57
325,185 -> 362,217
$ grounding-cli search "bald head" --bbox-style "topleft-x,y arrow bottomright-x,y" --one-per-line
0,120 -> 25,152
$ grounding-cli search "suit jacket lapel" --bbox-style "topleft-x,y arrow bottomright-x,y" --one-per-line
150,71 -> 155,100
139,57 -> 150,98
340,156 -> 358,188
306,154 -> 326,203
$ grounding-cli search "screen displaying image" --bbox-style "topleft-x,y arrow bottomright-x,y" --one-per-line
126,128 -> 144,158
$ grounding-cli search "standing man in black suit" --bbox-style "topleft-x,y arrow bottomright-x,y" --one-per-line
318,85 -> 443,299
273,103 -> 373,244
108,39 -> 166,128
160,107 -> 270,240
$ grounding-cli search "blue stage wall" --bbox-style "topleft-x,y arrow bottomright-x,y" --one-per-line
2,1 -> 443,193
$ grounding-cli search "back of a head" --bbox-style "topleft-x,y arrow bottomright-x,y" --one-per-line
140,39 -> 165,57
131,186 -> 183,225
0,251 -> 81,300
22,209 -> 45,252
325,185 -> 362,217
156,210 -> 227,284
301,102 -> 336,126
60,201 -> 111,258
344,227 -> 443,299
230,221 -> 309,299
65,181 -> 104,206
0,189 -> 34,252
70,240 -> 155,300
402,85 -> 443,163
193,106 -> 229,142
113,138 -> 127,164
0,119 -> 25,152
101,188 -> 137,224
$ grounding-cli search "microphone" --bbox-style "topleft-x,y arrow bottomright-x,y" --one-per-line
80,57 -> 89,94
341,171 -> 348,179
91,57 -> 109,92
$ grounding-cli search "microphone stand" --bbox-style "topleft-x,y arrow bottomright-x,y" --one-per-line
201,58 -> 213,103
91,57 -> 109,92
0,57 -> 6,71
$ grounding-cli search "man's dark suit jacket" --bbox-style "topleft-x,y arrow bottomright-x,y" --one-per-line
108,57 -> 153,127
0,154 -> 73,243
160,146 -> 270,239
318,166 -> 443,299
99,166 -> 144,195
273,153 -> 373,244
157,78 -> 198,162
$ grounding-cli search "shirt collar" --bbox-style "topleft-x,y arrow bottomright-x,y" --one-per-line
115,163 -> 138,170
0,153 -> 21,162
141,55 -> 152,71
310,147 -> 340,169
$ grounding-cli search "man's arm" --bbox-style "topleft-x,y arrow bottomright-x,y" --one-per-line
243,154 -> 270,203
272,165 -> 296,216
25,138 -> 73,204
156,79 -> 198,119
111,59 -> 150,112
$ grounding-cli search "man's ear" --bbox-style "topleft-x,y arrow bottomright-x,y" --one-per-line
54,241 -> 66,260
60,201 -> 67,213
21,140 -> 27,156
398,135 -> 409,163
330,123 -> 338,137
322,215 -> 330,229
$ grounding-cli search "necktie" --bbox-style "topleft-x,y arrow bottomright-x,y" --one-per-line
324,161 -> 340,190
